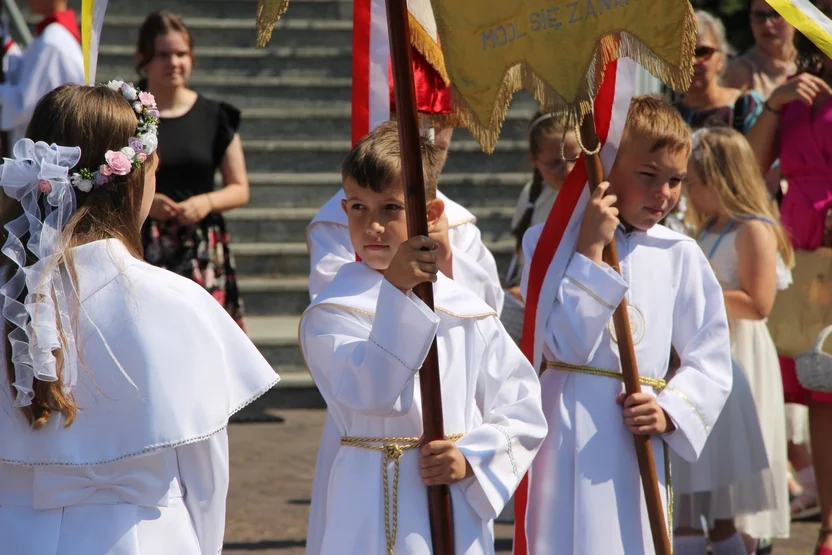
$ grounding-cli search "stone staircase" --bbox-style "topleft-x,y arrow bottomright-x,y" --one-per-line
59,0 -> 536,388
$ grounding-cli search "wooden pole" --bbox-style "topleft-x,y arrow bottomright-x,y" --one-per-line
580,114 -> 672,555
385,0 -> 455,553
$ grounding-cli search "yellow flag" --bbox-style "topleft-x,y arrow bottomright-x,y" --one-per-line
429,0 -> 696,152
767,0 -> 832,58
81,0 -> 108,84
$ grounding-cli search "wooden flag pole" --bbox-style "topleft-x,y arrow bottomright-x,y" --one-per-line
580,113 -> 672,555
385,0 -> 455,553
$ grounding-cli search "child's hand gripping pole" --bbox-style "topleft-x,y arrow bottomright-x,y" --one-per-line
579,113 -> 673,555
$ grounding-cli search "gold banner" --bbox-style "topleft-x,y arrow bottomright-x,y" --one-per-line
429,0 -> 696,152
256,0 -> 290,48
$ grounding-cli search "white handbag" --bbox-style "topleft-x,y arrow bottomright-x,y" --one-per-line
796,325 -> 832,393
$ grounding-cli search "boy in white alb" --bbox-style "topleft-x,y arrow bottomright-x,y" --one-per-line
306,128 -> 503,313
518,97 -> 733,554
300,121 -> 547,555
306,126 -> 505,554
0,1 -> 84,145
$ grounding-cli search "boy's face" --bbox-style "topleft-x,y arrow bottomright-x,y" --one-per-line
607,135 -> 688,231
342,177 -> 409,271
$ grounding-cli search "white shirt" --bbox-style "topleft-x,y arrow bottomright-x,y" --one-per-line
300,262 -> 546,555
0,23 -> 85,145
0,239 -> 278,555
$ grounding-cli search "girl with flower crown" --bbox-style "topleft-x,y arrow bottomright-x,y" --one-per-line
134,11 -> 250,329
0,84 -> 278,554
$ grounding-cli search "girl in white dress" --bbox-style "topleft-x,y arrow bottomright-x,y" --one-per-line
680,127 -> 794,554
0,84 -> 279,554
502,111 -> 579,342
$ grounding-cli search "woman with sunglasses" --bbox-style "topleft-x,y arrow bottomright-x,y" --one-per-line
674,11 -> 764,134
724,0 -> 797,99
747,1 -> 832,553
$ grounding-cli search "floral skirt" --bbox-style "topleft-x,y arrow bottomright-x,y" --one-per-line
142,214 -> 246,331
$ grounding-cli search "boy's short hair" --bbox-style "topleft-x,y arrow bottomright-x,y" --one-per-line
621,95 -> 692,156
341,120 -> 444,199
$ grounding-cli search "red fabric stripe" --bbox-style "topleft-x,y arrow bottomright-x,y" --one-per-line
512,60 -> 619,555
36,10 -> 81,44
351,0 -> 372,146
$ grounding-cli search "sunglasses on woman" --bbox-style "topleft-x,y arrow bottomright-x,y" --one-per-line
750,10 -> 783,24
694,46 -> 718,61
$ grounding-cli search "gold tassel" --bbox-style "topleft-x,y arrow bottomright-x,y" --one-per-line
256,0 -> 290,49
408,14 -> 451,85
445,5 -> 697,154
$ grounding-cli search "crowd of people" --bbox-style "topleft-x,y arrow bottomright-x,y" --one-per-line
0,1 -> 829,555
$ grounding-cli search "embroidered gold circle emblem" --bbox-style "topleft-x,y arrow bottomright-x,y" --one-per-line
608,305 -> 646,346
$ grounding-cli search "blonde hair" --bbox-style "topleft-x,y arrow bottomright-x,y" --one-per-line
621,95 -> 693,157
691,127 -> 795,267
341,120 -> 444,199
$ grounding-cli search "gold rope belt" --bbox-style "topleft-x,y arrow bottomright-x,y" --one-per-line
547,361 -> 674,545
340,434 -> 464,555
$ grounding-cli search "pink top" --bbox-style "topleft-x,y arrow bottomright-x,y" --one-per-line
779,99 -> 832,250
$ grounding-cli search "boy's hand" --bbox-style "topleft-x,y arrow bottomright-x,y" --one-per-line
420,440 -> 474,486
428,212 -> 453,279
577,182 -> 618,264
384,236 -> 439,292
616,392 -> 676,435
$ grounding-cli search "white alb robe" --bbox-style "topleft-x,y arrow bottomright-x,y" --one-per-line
306,188 -> 506,554
300,262 -> 546,555
520,223 -> 732,555
0,239 -> 279,555
307,188 -> 504,313
0,23 -> 84,145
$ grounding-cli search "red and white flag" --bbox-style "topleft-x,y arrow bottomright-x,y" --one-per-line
351,0 -> 454,145
512,58 -> 637,555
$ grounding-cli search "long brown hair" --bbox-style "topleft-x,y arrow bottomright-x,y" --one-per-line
135,10 -> 194,78
691,127 -> 795,267
1,85 -> 151,428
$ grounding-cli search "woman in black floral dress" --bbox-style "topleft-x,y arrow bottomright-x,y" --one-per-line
135,11 -> 249,328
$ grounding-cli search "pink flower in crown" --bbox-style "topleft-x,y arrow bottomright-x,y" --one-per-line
146,109 -> 160,118
138,91 -> 156,107
99,164 -> 113,177
136,152 -> 147,162
104,150 -> 132,176
38,180 -> 52,194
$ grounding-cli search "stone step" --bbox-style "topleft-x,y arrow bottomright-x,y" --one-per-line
98,44 -> 353,79
240,276 -> 310,316
231,239 -> 515,277
98,16 -> 353,49
150,75 -> 351,108
242,138 -> 529,173
240,172 -> 530,208
225,206 -> 516,244
246,314 -> 306,368
237,104 -> 535,141
100,0 -> 351,21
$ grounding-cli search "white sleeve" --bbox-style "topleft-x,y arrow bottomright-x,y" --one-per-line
0,43 -> 82,132
450,223 -> 504,314
658,244 -> 732,462
455,318 -> 547,520
176,429 -> 230,555
307,223 -> 354,301
540,251 -> 628,365
301,280 -> 440,417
